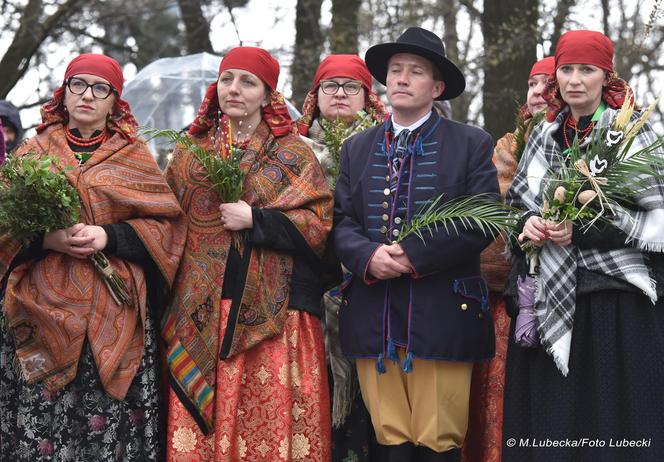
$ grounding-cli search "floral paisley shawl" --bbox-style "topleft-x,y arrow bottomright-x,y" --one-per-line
0,124 -> 186,400
162,120 -> 332,434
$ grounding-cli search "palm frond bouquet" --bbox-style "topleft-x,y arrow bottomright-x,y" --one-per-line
395,193 -> 518,244
0,153 -> 130,305
538,96 -> 664,232
321,109 -> 380,186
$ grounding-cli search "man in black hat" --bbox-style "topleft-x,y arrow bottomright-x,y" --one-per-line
333,27 -> 499,462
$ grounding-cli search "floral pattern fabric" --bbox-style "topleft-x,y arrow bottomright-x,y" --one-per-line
0,297 -> 164,461
166,302 -> 331,462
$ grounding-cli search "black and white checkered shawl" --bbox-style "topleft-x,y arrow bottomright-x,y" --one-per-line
506,106 -> 664,375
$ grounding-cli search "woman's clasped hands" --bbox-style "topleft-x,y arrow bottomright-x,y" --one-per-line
518,215 -> 572,247
43,223 -> 108,258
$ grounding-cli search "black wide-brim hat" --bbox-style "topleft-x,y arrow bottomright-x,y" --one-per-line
364,27 -> 466,101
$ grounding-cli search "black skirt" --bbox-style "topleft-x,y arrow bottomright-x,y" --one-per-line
502,289 -> 664,462
0,299 -> 165,461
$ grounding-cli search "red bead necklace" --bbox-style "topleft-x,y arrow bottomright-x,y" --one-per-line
562,113 -> 594,149
64,126 -> 108,147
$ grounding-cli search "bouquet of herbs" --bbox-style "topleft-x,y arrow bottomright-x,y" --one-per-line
395,193 -> 518,244
320,109 -> 379,186
0,153 -> 130,305
142,126 -> 245,203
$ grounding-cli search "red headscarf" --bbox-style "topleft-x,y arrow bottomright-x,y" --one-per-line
297,54 -> 388,136
189,47 -> 293,137
555,30 -> 614,73
218,46 -> 280,90
37,54 -> 138,140
64,53 -> 125,95
313,55 -> 372,89
529,56 -> 555,78
543,30 -> 633,122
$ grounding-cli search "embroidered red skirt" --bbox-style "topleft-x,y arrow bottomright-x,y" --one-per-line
461,293 -> 510,462
166,301 -> 331,461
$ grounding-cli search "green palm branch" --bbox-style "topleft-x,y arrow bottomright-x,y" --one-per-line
396,193 -> 518,244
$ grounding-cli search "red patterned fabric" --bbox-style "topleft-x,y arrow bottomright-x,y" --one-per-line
163,119 -> 332,432
462,294 -> 510,462
166,301 -> 331,462
2,124 -> 186,400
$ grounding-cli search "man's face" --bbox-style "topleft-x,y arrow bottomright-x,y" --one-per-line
1,123 -> 16,145
385,53 -> 444,115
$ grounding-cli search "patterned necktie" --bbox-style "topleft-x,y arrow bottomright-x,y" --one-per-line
390,129 -> 411,192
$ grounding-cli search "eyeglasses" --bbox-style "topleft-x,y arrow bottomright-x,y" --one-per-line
319,80 -> 363,96
66,77 -> 115,99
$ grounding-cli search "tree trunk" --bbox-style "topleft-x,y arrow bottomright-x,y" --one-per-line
549,0 -> 577,53
177,0 -> 214,54
0,0 -> 85,99
290,0 -> 324,109
481,0 -> 538,140
440,0 -> 471,122
330,0 -> 362,54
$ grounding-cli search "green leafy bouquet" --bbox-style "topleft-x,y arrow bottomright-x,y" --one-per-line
320,109 -> 379,186
0,153 -> 130,305
142,127 -> 245,203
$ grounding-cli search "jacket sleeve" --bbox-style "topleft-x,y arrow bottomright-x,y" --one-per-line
332,137 -> 381,280
400,130 -> 500,276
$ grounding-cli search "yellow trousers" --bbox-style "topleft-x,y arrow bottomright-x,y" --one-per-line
356,350 -> 473,453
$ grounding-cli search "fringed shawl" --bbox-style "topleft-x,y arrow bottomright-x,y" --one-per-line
506,106 -> 664,375
0,124 -> 186,399
162,119 -> 332,434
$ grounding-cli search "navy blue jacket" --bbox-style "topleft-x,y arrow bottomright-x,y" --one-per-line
333,111 -> 499,362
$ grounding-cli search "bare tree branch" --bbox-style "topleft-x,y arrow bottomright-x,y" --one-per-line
0,0 -> 86,99
62,25 -> 134,52
457,0 -> 481,20
226,4 -> 243,46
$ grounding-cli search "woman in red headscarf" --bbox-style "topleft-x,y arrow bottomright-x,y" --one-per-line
0,54 -> 186,460
297,54 -> 388,186
463,56 -> 555,462
503,31 -> 664,461
296,54 -> 388,462
163,46 -> 333,461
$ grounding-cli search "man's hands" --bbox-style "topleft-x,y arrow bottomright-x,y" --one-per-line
367,243 -> 414,280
